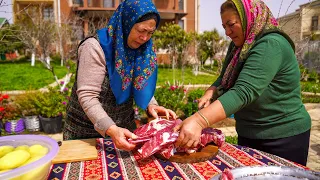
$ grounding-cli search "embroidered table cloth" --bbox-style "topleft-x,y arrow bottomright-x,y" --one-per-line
48,138 -> 308,180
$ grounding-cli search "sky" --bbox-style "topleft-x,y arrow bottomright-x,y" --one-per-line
0,0 -> 314,33
199,0 -> 313,35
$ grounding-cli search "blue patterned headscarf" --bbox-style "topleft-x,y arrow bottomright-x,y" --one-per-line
97,0 -> 160,110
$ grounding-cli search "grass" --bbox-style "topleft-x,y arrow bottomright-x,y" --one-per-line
0,62 -> 217,91
0,60 -> 68,91
157,68 -> 218,86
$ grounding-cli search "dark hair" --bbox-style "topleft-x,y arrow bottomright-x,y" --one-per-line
136,13 -> 158,24
220,0 -> 238,15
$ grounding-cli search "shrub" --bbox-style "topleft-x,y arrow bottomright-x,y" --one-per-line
0,94 -> 21,122
301,82 -> 320,94
225,135 -> 238,144
32,88 -> 68,118
154,82 -> 186,112
14,92 -> 40,116
182,89 -> 205,117
302,94 -> 320,103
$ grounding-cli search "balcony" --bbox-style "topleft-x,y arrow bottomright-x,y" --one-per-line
153,0 -> 186,20
72,0 -> 186,19
72,0 -> 120,10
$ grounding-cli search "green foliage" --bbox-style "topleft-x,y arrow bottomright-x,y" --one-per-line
309,69 -> 319,82
14,92 -> 40,116
154,82 -> 186,112
225,136 -> 238,144
182,89 -> 205,117
302,94 -> 320,103
51,53 -> 61,62
31,88 -> 68,118
66,59 -> 77,75
299,64 -> 320,82
0,25 -> 24,54
197,30 -> 227,66
301,82 -> 320,94
153,23 -> 193,67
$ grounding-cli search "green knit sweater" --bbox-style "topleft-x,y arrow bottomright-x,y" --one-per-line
213,33 -> 311,139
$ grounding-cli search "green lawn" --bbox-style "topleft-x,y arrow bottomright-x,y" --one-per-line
0,60 -> 68,91
1,60 -> 319,95
0,62 -> 217,91
157,68 -> 218,86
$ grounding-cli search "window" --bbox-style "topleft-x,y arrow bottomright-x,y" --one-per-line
178,19 -> 184,30
311,16 -> 318,31
43,7 -> 54,20
178,0 -> 184,10
104,0 -> 114,7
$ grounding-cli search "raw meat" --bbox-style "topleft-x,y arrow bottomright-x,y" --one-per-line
129,118 -> 225,159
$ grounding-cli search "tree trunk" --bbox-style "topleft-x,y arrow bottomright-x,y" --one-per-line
31,52 -> 36,66
46,56 -> 50,69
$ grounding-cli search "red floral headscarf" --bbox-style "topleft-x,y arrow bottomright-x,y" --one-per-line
220,0 -> 294,91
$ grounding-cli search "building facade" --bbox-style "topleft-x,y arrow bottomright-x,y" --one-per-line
278,0 -> 320,43
277,0 -> 320,72
13,0 -> 199,39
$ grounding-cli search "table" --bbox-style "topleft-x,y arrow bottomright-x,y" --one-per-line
48,138 -> 309,180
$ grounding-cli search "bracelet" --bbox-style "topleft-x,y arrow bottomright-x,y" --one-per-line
197,111 -> 210,127
195,120 -> 204,128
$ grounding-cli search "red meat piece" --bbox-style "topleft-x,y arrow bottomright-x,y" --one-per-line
130,118 -> 225,160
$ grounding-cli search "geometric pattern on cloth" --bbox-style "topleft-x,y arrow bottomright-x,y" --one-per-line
47,138 -> 309,180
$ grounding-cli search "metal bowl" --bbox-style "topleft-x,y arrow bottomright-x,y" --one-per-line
211,166 -> 320,180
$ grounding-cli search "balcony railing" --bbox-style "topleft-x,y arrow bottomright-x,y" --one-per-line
73,0 -> 116,8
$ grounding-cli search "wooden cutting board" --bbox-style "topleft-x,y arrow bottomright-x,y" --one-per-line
155,144 -> 219,163
52,138 -> 98,164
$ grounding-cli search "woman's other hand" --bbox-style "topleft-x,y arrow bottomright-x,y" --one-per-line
106,125 -> 138,151
198,86 -> 217,109
173,113 -> 206,148
147,104 -> 177,120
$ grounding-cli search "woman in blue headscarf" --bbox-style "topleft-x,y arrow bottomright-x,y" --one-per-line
64,0 -> 176,151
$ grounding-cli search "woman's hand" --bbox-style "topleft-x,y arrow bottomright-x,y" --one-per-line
147,104 -> 177,120
173,113 -> 205,148
198,86 -> 216,109
106,125 -> 138,151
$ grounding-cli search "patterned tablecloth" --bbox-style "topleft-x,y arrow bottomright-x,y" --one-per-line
47,138 -> 308,180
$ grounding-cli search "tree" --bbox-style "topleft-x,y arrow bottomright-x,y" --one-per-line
14,5 -> 42,66
0,25 -> 24,55
153,23 -> 193,80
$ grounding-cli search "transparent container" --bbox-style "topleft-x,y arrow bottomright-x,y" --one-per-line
0,135 -> 59,180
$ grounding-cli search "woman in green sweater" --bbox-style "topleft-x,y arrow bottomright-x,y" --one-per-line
174,0 -> 311,166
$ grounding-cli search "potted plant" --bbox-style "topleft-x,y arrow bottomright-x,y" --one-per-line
0,94 -> 25,134
33,87 -> 68,134
14,92 -> 41,132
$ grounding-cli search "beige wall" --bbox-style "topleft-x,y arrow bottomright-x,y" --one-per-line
278,12 -> 301,43
301,5 -> 320,39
